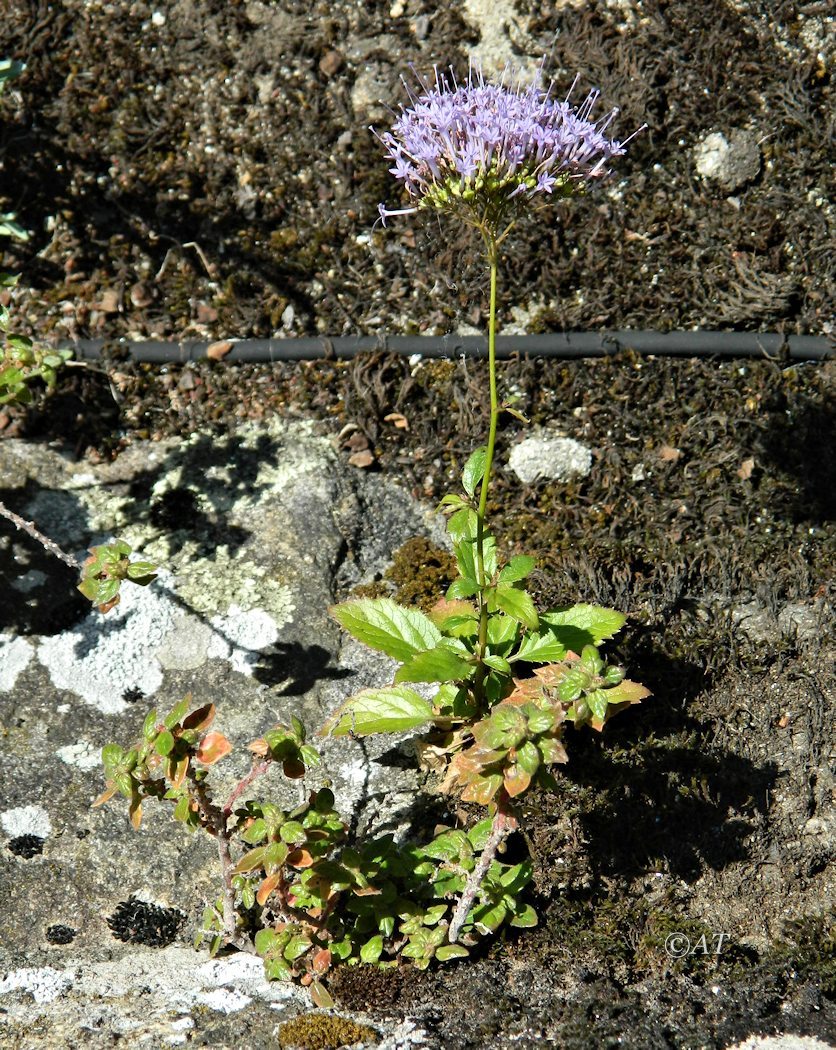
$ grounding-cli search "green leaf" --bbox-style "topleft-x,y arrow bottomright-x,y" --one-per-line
446,577 -> 479,600
486,615 -> 518,649
360,934 -> 384,963
321,686 -> 434,737
510,903 -> 538,928
241,818 -> 267,845
471,900 -> 508,933
462,446 -> 487,498
164,698 -> 191,729
101,743 -> 123,772
482,654 -> 512,674
142,710 -> 158,741
330,598 -> 440,661
126,560 -> 157,581
604,679 -> 651,706
498,555 -> 536,584
283,933 -> 312,961
395,644 -> 473,684
279,820 -> 306,844
586,689 -> 610,724
515,741 -> 540,777
466,818 -> 494,851
422,830 -> 471,862
540,604 -> 626,644
511,627 -> 569,664
494,585 -> 538,630
446,506 -> 477,542
436,944 -> 469,961
154,730 -> 175,756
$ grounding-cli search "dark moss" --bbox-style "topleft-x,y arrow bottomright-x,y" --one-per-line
278,1012 -> 378,1050
106,895 -> 185,948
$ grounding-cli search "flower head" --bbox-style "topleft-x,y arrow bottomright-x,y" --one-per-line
376,60 -> 643,236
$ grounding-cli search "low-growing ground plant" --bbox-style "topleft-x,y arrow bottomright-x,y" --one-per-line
97,58 -> 648,991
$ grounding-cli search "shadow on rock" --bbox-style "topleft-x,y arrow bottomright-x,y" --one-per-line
0,482 -> 91,634
252,640 -> 352,696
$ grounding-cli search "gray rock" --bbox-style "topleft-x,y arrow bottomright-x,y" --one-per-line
0,417 -> 446,1047
507,433 -> 593,484
694,129 -> 761,191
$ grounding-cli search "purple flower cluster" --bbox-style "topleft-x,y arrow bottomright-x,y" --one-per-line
376,61 -> 642,232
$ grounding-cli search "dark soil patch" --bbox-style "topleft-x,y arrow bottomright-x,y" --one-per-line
1,2 -> 834,1047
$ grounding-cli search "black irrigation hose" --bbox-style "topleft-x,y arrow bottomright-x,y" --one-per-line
64,330 -> 831,363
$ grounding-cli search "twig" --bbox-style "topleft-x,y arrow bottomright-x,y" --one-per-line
189,771 -> 255,954
0,500 -> 81,569
448,794 -> 517,943
223,757 -> 273,819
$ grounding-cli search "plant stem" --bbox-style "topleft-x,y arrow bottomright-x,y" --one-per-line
189,770 -> 255,954
223,757 -> 273,820
448,790 -> 516,944
0,500 -> 81,569
473,232 -> 500,710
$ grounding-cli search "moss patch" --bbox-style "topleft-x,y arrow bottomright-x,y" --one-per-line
278,1012 -> 379,1050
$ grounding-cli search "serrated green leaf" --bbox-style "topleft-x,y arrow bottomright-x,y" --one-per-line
142,710 -> 158,741
330,598 -> 440,661
511,627 -> 569,664
540,604 -> 626,644
466,818 -> 493,850
321,686 -> 433,737
586,689 -> 610,723
395,644 -> 473,684
471,900 -> 508,933
494,585 -> 539,630
515,740 -> 540,776
283,933 -> 312,961
486,614 -> 518,649
498,555 -> 536,584
263,958 -> 292,980
446,577 -> 479,600
462,446 -> 487,498
446,506 -> 477,542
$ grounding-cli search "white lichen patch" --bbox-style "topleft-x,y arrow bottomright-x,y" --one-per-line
195,988 -> 252,1014
0,635 -> 34,690
206,605 -> 280,675
0,967 -> 73,1004
36,576 -> 175,714
169,546 -> 296,622
1,804 -> 52,839
55,741 -> 101,772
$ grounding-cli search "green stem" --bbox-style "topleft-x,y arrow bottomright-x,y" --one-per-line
473,232 -> 500,711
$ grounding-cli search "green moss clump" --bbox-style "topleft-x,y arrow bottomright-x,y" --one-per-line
385,537 -> 456,611
770,912 -> 836,997
350,537 -> 456,612
278,1012 -> 379,1050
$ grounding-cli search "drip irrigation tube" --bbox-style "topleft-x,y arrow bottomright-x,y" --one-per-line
64,330 -> 831,363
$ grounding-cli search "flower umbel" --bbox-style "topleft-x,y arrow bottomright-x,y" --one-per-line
376,60 -> 642,236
